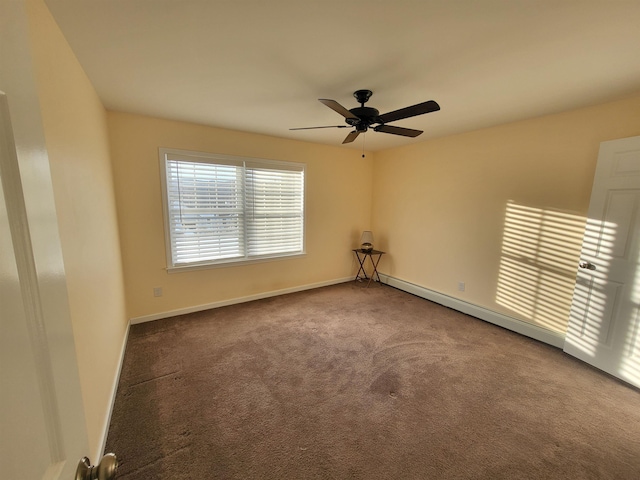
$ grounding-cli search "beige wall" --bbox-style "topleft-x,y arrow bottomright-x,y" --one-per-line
26,0 -> 128,458
107,112 -> 372,319
373,94 -> 640,334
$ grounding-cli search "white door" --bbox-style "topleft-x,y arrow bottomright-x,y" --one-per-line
564,135 -> 640,388
0,94 -> 89,479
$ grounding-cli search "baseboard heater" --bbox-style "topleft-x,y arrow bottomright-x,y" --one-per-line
378,274 -> 565,349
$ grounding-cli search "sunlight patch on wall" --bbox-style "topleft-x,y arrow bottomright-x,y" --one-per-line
496,201 -> 586,332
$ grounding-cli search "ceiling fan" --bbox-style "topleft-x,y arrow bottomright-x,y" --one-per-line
291,89 -> 440,144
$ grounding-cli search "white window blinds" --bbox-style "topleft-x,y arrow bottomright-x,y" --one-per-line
161,150 -> 305,268
245,166 -> 304,256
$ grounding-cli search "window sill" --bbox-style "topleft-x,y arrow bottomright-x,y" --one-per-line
166,251 -> 307,273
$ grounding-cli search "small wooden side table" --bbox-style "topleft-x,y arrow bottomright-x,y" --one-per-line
353,249 -> 385,287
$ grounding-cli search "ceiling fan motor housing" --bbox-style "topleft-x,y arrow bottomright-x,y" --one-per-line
346,106 -> 380,127
348,89 -> 380,129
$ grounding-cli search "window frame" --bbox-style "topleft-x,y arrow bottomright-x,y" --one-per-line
159,148 -> 306,272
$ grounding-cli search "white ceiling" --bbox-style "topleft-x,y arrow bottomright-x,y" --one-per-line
45,0 -> 640,151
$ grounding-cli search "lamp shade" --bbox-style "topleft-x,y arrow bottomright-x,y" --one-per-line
361,231 -> 374,244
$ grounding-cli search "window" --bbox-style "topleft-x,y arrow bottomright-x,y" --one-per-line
159,148 -> 305,270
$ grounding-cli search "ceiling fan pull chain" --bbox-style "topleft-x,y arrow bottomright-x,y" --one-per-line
362,132 -> 366,158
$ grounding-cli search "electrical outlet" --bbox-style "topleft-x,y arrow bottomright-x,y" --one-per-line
153,287 -> 163,297
458,282 -> 465,292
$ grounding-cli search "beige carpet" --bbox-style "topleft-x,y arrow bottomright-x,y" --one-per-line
105,283 -> 640,479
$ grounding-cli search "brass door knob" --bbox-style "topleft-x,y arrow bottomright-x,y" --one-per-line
75,453 -> 118,480
578,260 -> 597,271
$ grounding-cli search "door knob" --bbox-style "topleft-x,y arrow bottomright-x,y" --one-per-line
578,260 -> 597,271
75,453 -> 118,480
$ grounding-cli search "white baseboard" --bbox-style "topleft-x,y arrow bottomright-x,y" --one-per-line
98,319 -> 131,457
130,276 -> 353,325
379,274 -> 565,348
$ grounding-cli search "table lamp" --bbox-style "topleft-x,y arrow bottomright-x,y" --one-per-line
360,231 -> 374,252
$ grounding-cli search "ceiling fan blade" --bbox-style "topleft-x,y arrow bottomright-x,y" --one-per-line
319,99 -> 360,120
342,130 -> 361,144
374,125 -> 423,138
377,100 -> 440,124
290,125 -> 348,130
